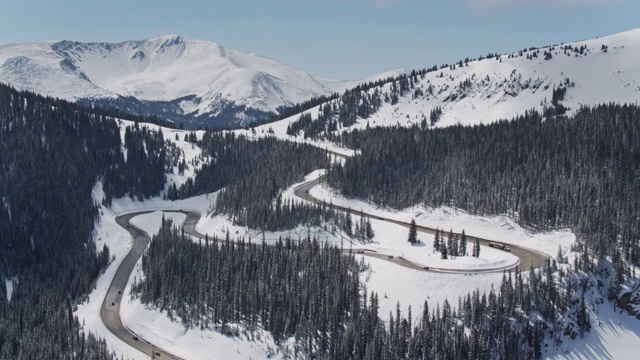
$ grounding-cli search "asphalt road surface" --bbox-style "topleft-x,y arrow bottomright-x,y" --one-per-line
101,211 -> 193,360
293,175 -> 549,273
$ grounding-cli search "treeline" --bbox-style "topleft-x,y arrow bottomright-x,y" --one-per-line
132,220 -> 362,348
286,71 -> 428,139
328,104 -> 640,274
77,101 -> 177,128
263,42 -> 532,132
0,84 -> 167,358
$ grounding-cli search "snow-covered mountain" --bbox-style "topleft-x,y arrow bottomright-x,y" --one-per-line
388,29 -> 640,128
0,35 -> 389,128
266,28 -> 640,136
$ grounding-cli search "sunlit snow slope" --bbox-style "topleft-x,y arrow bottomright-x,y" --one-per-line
274,28 -> 640,134
0,35 -> 385,128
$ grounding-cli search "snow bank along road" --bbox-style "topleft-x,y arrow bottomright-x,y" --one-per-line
293,176 -> 549,273
101,211 -> 189,360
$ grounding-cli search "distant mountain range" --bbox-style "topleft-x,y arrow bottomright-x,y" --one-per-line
2,30 -> 638,130
0,35 -> 399,128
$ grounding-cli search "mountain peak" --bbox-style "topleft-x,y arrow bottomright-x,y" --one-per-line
0,36 -> 369,128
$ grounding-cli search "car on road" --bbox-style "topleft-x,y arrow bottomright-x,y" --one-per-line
488,242 -> 511,251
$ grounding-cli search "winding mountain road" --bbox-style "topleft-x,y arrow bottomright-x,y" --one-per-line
101,211 -> 196,360
103,175 -> 549,358
294,175 -> 549,272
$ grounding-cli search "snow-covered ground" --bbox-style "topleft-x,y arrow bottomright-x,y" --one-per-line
545,289 -> 640,360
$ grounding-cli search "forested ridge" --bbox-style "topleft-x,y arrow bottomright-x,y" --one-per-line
0,84 -> 167,358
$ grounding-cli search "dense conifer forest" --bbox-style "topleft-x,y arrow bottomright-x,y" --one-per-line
134,220 -> 593,359
149,103 -> 638,359
0,84 -> 167,358
133,219 -> 363,348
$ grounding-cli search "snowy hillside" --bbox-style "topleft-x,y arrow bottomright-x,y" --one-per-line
0,36 -> 390,128
414,28 -> 640,128
264,28 -> 640,137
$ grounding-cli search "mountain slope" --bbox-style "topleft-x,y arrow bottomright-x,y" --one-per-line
412,28 -> 640,128
0,36 -> 386,128
265,28 -> 640,136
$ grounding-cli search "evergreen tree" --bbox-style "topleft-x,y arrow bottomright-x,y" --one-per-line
460,230 -> 467,256
434,228 -> 441,251
447,229 -> 455,257
441,244 -> 448,260
365,217 -> 375,241
408,219 -> 418,244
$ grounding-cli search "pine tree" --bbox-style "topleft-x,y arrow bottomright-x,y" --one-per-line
442,243 -> 448,259
434,228 -> 441,251
408,219 -> 418,244
345,209 -> 353,237
460,230 -> 467,256
365,217 -> 374,241
578,288 -> 590,337
473,237 -> 481,258
452,234 -> 459,257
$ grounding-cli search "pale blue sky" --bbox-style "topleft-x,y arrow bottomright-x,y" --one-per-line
0,0 -> 638,79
